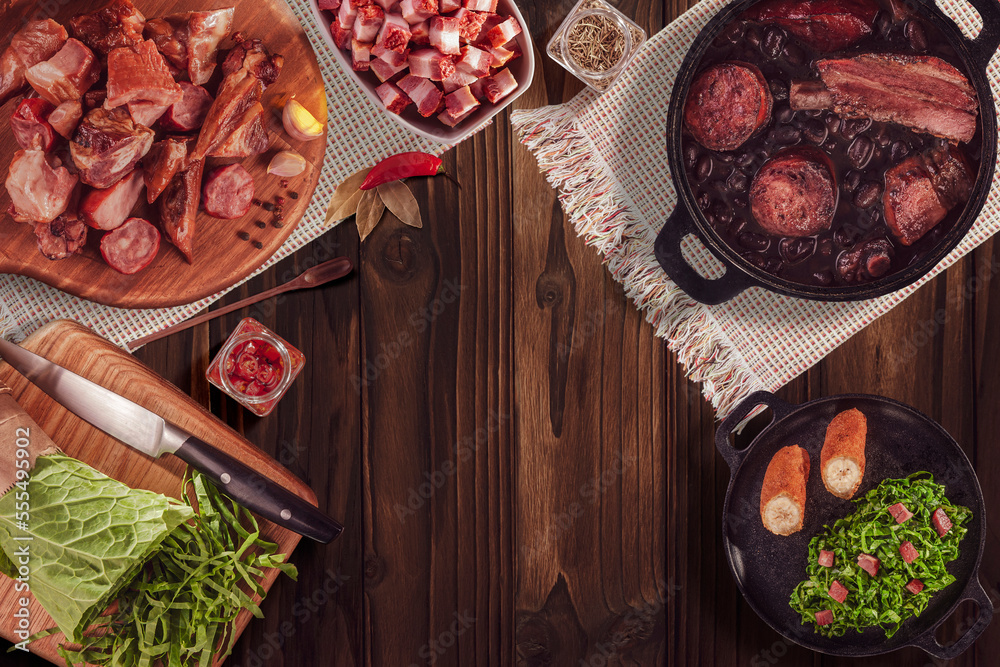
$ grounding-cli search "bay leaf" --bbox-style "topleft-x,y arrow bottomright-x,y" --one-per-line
325,168 -> 370,225
376,181 -> 422,228
356,189 -> 385,242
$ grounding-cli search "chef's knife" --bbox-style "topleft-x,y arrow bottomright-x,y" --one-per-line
0,337 -> 343,544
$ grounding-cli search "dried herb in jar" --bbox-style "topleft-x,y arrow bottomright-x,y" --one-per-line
566,13 -> 626,73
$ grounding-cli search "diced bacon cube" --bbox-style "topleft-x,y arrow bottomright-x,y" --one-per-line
469,77 -> 487,100
373,0 -> 399,9
374,43 -> 409,66
352,39 -> 373,71
454,9 -> 489,43
337,1 -> 359,29
370,56 -> 408,82
857,553 -> 880,577
888,502 -> 913,524
430,16 -> 461,55
354,4 -> 385,43
440,0 -> 462,10
505,39 -> 523,62
899,541 -> 920,564
438,105 -> 476,127
464,0 -> 497,11
932,508 -> 953,537
477,12 -> 505,38
441,69 -> 479,93
410,20 -> 430,45
906,579 -> 925,595
397,74 -> 443,116
331,21 -> 353,49
456,44 -> 491,76
486,16 -> 521,48
409,48 -> 456,81
817,550 -> 834,568
815,609 -> 834,626
376,81 -> 412,114
319,0 -> 342,9
376,13 -> 411,53
445,84 -> 479,116
828,580 -> 848,604
483,43 -> 515,67
483,67 -> 517,103
400,0 -> 437,24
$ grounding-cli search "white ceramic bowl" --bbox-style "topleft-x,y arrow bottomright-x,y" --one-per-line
308,0 -> 535,144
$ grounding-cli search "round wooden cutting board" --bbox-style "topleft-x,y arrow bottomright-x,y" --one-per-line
0,0 -> 328,309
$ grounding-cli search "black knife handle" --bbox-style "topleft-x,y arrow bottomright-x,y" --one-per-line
174,435 -> 343,544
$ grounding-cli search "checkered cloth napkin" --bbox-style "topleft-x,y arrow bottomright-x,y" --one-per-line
0,0 -> 443,349
511,0 -> 1000,418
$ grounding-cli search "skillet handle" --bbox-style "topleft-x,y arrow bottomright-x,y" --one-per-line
908,576 -> 994,660
654,206 -> 755,305
715,390 -> 795,472
963,0 -> 1000,61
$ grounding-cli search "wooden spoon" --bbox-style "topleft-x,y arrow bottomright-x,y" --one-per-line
125,256 -> 353,351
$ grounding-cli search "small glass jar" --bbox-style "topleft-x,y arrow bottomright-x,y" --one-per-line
547,0 -> 647,93
206,318 -> 305,417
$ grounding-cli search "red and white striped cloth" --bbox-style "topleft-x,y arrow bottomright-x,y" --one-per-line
512,0 -> 999,417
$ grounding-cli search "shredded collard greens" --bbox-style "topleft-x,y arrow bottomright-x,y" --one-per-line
55,469 -> 298,667
789,472 -> 971,638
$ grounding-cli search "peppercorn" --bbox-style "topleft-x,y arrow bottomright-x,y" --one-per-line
252,198 -> 262,207
289,191 -> 299,199
237,231 -> 250,241
272,220 -> 284,228
252,240 -> 263,249
262,202 -> 275,212
255,221 -> 267,229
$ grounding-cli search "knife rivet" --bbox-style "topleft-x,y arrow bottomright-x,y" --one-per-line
221,473 -> 232,484
281,509 -> 292,520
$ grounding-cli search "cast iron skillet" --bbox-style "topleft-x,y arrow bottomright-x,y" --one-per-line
715,390 -> 992,658
654,0 -> 1000,304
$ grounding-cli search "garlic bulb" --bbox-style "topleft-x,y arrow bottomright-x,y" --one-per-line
282,98 -> 324,141
267,150 -> 307,177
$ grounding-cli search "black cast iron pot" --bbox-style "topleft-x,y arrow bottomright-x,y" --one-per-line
655,0 -> 1000,304
716,390 -> 992,658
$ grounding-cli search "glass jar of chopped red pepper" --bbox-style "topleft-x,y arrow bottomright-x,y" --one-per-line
206,318 -> 305,417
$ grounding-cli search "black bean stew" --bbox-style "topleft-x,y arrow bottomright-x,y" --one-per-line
680,0 -> 982,287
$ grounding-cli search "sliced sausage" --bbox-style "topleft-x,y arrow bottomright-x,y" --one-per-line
684,61 -> 772,151
11,98 -> 56,151
760,444 -> 810,536
34,211 -> 87,260
160,82 -> 214,132
79,167 -> 145,230
202,163 -> 254,219
750,147 -> 837,237
100,217 -> 161,274
820,408 -> 866,499
884,144 -> 972,245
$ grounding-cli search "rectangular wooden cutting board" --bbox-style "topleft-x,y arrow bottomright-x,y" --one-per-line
0,319 -> 314,665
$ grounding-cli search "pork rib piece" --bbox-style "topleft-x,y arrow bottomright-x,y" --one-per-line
210,102 -> 269,157
143,136 -> 192,203
70,106 -> 154,188
106,39 -> 183,108
883,144 -> 973,245
25,38 -> 101,106
742,0 -> 878,52
0,19 -> 68,106
69,0 -> 146,55
34,211 -> 87,261
5,149 -> 79,224
790,53 -> 978,144
158,158 -> 204,262
144,8 -> 234,85
191,39 -> 282,161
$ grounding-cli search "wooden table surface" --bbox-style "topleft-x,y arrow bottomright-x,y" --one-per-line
6,0 -> 1000,665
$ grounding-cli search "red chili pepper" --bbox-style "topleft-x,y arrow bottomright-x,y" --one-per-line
360,151 -> 446,190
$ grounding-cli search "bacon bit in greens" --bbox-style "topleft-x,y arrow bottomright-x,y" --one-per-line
789,472 -> 971,638
54,469 -> 298,667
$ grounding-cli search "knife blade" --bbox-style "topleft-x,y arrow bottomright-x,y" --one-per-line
0,337 -> 343,544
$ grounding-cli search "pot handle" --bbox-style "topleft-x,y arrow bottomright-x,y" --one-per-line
963,0 -> 1000,61
654,206 -> 756,305
908,576 -> 994,660
715,390 -> 795,472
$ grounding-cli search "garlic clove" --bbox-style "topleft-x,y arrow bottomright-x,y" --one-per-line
267,150 -> 307,177
282,98 -> 324,142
